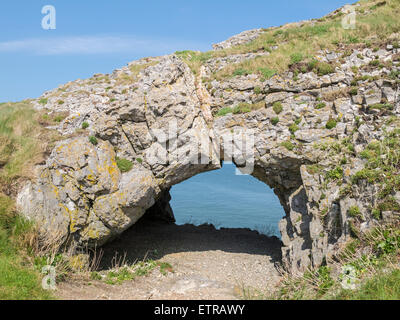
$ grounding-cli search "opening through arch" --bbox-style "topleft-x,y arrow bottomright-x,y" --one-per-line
170,162 -> 285,238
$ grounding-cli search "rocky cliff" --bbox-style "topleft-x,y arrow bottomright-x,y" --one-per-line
17,1 -> 400,273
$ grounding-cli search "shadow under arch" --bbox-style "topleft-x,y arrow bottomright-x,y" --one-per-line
97,219 -> 283,271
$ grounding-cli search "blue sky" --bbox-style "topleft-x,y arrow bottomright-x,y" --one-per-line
0,0 -> 352,102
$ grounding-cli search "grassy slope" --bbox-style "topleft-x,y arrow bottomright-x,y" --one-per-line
0,102 -> 54,300
334,269 -> 400,300
240,223 -> 400,300
0,102 -> 42,186
0,199 -> 52,300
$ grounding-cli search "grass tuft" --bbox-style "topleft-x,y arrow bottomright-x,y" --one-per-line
116,157 -> 133,173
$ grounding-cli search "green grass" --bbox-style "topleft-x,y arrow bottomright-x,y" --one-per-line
253,86 -> 262,94
216,107 -> 233,117
260,223 -> 400,300
289,123 -> 299,134
290,53 -> 304,64
281,141 -> 295,151
257,68 -> 276,80
369,59 -> 380,66
351,128 -> 400,210
334,269 -> 400,300
0,102 -> 58,300
271,117 -> 280,126
0,194 -> 53,300
348,206 -> 362,218
326,119 -> 338,130
367,103 -> 394,111
0,254 -> 53,300
313,61 -> 336,76
349,87 -> 359,96
158,262 -> 173,275
116,157 -> 133,173
102,260 -> 173,285
216,101 -> 265,117
0,102 -> 44,186
272,102 -> 283,115
89,136 -> 98,145
233,103 -> 252,114
175,50 -> 214,75
233,68 -> 250,76
105,267 -> 135,285
235,102 -> 265,114
351,168 -> 379,184
326,166 -> 344,181
38,98 -> 48,105
53,115 -> 65,123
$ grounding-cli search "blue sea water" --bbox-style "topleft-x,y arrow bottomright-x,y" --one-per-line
170,162 -> 285,237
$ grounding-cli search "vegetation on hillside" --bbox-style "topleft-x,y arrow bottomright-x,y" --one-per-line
238,117 -> 400,300
177,0 -> 400,81
239,221 -> 400,300
0,102 -> 55,299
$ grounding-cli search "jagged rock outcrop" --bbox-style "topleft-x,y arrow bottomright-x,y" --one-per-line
17,20 -> 400,274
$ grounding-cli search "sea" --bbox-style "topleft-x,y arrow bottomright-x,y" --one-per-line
170,162 -> 285,238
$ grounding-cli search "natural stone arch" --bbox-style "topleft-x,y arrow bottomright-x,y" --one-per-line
17,127 -> 318,274
17,54 -> 364,274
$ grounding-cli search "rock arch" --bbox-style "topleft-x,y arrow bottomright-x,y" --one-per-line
17,54 -> 374,274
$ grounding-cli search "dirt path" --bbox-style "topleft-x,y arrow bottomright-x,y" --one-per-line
56,220 -> 283,300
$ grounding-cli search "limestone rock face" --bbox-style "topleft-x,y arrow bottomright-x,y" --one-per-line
17,33 -> 400,274
19,55 -> 221,248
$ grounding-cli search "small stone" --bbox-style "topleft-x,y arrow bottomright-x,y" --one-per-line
394,192 -> 400,205
326,52 -> 337,61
